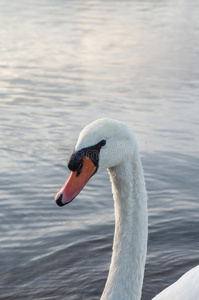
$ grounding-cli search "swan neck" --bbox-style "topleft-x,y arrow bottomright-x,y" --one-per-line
101,149 -> 148,300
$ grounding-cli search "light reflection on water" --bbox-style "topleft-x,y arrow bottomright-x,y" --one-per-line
0,0 -> 199,299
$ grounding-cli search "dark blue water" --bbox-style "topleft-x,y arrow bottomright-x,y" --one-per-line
0,0 -> 199,299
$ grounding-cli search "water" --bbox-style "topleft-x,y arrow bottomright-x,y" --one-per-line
0,0 -> 199,299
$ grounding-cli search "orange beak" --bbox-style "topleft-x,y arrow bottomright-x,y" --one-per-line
55,156 -> 97,206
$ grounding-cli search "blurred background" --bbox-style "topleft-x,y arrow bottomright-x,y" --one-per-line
0,0 -> 199,299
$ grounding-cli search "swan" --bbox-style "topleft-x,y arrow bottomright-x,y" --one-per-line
54,118 -> 199,300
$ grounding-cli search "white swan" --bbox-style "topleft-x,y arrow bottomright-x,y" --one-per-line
55,118 -> 199,300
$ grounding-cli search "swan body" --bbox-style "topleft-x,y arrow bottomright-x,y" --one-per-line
55,118 -> 199,300
152,265 -> 199,300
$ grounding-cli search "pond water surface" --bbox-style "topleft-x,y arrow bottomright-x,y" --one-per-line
0,0 -> 199,299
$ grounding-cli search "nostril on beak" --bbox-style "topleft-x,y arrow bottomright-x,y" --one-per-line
55,193 -> 65,207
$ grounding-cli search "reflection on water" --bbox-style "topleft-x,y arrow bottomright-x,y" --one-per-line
0,0 -> 199,299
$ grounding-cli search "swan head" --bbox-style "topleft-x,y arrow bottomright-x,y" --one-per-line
55,118 -> 137,206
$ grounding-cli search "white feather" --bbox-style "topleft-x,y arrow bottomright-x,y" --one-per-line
71,118 -> 199,300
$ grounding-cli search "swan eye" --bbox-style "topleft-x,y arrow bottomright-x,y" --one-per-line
68,139 -> 106,173
99,139 -> 106,147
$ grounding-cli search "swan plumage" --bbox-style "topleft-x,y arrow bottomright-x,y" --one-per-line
152,265 -> 199,300
55,118 -> 199,300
